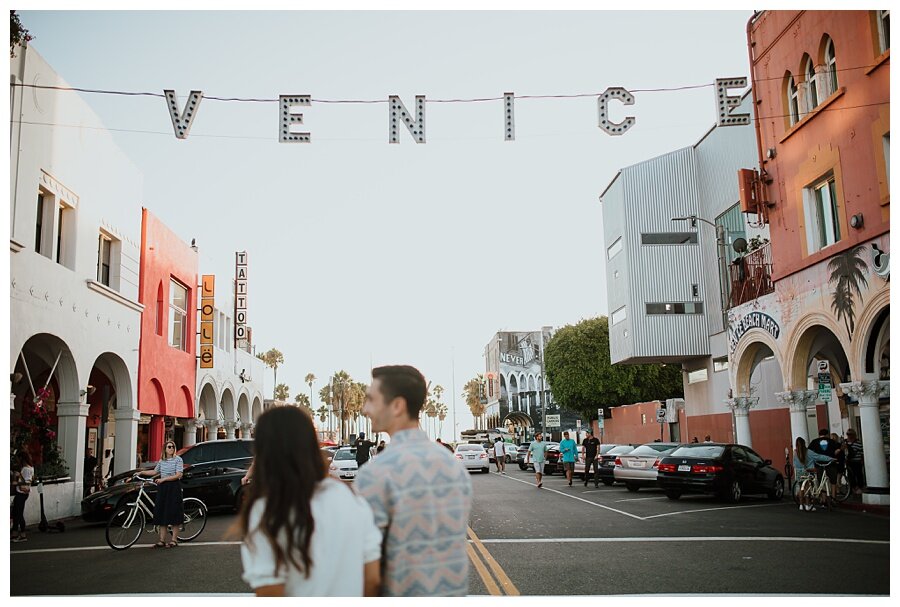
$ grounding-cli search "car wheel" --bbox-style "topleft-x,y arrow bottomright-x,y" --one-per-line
626,483 -> 639,493
665,491 -> 681,500
724,479 -> 742,503
768,476 -> 784,500
601,479 -> 614,486
505,455 -> 512,463
482,467 -> 489,474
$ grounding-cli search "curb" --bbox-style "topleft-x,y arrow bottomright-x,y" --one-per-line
835,500 -> 890,517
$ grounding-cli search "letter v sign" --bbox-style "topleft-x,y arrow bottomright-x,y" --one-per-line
164,90 -> 203,139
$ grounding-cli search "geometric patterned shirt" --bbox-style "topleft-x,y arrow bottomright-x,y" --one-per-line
356,428 -> 472,596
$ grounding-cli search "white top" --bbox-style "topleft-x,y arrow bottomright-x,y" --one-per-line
241,478 -> 382,596
494,442 -> 505,457
16,465 -> 34,494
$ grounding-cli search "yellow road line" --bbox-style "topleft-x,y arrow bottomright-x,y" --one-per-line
467,526 -> 520,596
466,541 -> 501,595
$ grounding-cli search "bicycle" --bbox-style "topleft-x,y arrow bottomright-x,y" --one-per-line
105,477 -> 208,550
795,463 -> 839,511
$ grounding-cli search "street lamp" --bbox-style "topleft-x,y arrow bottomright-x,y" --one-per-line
671,215 -> 728,326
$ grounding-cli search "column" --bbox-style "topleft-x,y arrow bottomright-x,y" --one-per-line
205,419 -> 220,440
775,390 -> 817,445
725,396 -> 758,447
840,380 -> 889,506
113,408 -> 140,474
183,419 -> 198,447
225,420 -> 236,440
56,401 -> 88,491
239,422 -> 252,439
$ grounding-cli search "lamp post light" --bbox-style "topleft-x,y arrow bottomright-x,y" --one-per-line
671,215 -> 728,327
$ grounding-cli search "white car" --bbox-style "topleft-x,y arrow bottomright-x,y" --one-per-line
454,444 -> 490,473
488,442 -> 519,463
328,447 -> 359,481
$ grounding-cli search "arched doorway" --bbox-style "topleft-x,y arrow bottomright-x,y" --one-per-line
731,330 -> 786,454
85,352 -> 135,486
503,411 -> 534,443
221,386 -> 236,439
237,392 -> 251,438
197,380 -> 218,443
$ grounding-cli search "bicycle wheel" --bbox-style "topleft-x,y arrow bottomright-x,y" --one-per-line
834,472 -> 851,502
177,497 -> 208,542
106,505 -> 146,550
791,480 -> 803,504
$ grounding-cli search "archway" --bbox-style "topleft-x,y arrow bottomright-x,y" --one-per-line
197,380 -> 218,443
237,392 -> 251,438
221,386 -> 236,439
86,351 -> 135,483
503,411 -> 534,443
251,396 -> 263,429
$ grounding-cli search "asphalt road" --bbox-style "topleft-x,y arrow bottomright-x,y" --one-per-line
10,467 -> 890,596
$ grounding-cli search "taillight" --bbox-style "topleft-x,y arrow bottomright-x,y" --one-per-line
456,454 -> 463,460
614,457 -> 622,466
480,453 -> 487,459
657,463 -> 677,473
652,458 -> 660,469
692,464 -> 724,474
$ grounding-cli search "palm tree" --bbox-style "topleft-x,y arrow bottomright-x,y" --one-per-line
315,406 -> 328,425
828,245 -> 869,338
437,403 -> 448,436
331,370 -> 353,443
294,393 -> 311,412
464,376 -> 487,430
274,383 -> 290,401
256,348 -> 285,399
305,373 -> 316,410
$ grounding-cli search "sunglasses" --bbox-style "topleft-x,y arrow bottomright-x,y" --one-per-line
166,445 -> 176,449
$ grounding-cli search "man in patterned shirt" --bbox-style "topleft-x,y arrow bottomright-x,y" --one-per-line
356,365 -> 473,597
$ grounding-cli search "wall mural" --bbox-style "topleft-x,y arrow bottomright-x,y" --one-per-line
827,245 -> 869,339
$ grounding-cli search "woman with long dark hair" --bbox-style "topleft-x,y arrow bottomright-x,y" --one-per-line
793,436 -> 834,512
136,440 -> 184,547
238,406 -> 382,596
11,451 -> 34,542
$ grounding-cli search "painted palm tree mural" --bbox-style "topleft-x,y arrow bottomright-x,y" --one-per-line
828,245 -> 868,338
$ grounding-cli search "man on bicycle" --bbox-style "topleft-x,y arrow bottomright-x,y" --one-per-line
808,429 -> 842,498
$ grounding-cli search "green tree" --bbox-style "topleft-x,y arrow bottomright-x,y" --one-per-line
274,383 -> 290,401
305,373 -> 316,409
10,11 -> 33,58
543,317 -> 683,421
463,376 -> 486,430
256,348 -> 285,399
294,393 -> 311,411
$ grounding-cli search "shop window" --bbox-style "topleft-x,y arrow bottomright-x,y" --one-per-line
607,237 -> 623,260
687,368 -> 708,384
824,37 -> 838,95
805,56 -> 819,111
641,232 -> 698,245
169,279 -> 188,351
804,174 -> 842,252
611,306 -> 627,326
713,357 -> 729,373
786,73 -> 800,126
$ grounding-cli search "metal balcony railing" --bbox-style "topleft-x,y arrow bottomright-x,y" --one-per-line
728,243 -> 774,308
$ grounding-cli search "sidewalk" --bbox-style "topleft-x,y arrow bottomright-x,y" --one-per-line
835,493 -> 890,516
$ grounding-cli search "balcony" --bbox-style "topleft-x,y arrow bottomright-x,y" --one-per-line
728,243 -> 774,308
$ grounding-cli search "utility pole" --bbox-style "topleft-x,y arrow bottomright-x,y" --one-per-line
538,329 -> 547,437
451,348 -> 457,442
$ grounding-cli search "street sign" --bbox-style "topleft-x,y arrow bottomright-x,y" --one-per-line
546,414 -> 561,427
597,408 -> 604,418
818,367 -> 833,402
819,385 -> 832,402
817,360 -> 830,374
656,408 -> 666,422
576,420 -> 582,428
597,417 -> 605,429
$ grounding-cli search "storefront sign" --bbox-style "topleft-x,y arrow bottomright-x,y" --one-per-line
162,78 -> 748,142
729,311 -> 781,352
500,352 -> 525,366
235,251 -> 248,347
200,275 -> 215,369
545,414 -> 561,427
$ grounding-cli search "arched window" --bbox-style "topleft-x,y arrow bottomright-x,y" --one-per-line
805,56 -> 819,110
824,37 -> 838,95
787,73 -> 800,125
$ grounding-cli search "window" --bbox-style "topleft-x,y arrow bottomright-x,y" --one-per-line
713,357 -> 730,373
611,306 -> 627,326
687,368 -> 708,384
805,56 -> 819,110
156,282 -> 164,336
97,235 -> 112,286
640,232 -> 698,245
824,37 -> 838,95
787,74 -> 800,125
607,237 -> 623,260
645,302 -> 704,315
169,279 -> 188,351
877,10 -> 890,53
35,193 -> 45,255
805,175 -> 842,251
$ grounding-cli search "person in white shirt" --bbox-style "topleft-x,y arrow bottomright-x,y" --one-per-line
238,405 -> 382,597
493,437 -> 507,474
11,451 -> 34,542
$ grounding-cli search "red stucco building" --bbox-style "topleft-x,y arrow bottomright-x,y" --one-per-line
137,209 -> 198,462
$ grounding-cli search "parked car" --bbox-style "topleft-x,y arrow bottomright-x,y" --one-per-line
613,442 -> 684,491
454,443 -> 490,473
573,444 -> 626,479
328,447 -> 359,481
524,442 -> 561,475
590,444 -> 639,485
488,441 -> 519,463
516,444 -> 531,470
657,443 -> 785,502
106,439 -> 254,489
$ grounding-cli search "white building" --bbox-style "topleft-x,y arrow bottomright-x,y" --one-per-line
10,44 -> 144,521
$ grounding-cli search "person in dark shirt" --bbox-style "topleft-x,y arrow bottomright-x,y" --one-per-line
355,433 -> 375,467
581,430 -> 601,488
843,428 -> 865,494
808,428 -> 842,493
83,448 -> 98,497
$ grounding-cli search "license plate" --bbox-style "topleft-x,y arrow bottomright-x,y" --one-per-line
630,461 -> 645,468
467,455 -> 475,460
344,471 -> 356,477
678,465 -> 691,472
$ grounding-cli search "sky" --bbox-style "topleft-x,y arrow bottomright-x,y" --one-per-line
15,8 -> 755,440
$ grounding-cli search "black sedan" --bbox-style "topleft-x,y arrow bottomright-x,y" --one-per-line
656,443 -> 785,502
82,460 -> 249,522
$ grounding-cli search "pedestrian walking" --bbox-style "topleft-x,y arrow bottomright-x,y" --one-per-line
11,451 -> 33,543
559,431 -> 578,486
136,440 -> 184,548
691,437 -> 699,443
582,430 -> 601,487
355,433 -> 375,468
493,437 -> 506,474
356,365 -> 473,597
843,429 -> 865,494
238,406 -> 381,596
83,448 -> 98,497
527,432 -> 548,488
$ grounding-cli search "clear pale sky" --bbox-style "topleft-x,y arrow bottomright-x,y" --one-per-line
17,8 -> 754,439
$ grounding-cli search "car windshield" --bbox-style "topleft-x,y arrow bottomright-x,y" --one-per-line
670,445 -> 725,458
607,445 -> 636,455
334,449 -> 357,460
629,444 -> 679,456
457,445 -> 484,452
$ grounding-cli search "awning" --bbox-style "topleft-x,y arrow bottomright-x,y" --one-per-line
502,411 -> 534,427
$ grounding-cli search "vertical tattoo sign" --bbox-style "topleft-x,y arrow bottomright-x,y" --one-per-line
200,275 -> 215,369
235,251 -> 248,348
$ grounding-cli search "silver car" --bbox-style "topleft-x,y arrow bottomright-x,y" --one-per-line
454,444 -> 490,473
328,447 -> 359,481
613,442 -> 684,491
